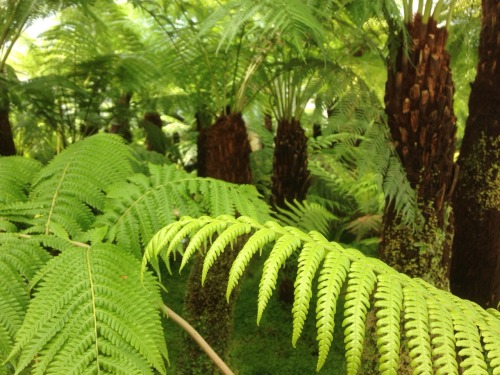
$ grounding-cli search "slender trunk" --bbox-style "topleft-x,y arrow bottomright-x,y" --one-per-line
180,112 -> 252,374
0,74 -> 16,156
450,0 -> 500,308
270,117 -> 310,208
379,14 -> 457,290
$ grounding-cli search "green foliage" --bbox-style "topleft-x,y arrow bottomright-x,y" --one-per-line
0,133 -> 273,373
144,214 -> 500,374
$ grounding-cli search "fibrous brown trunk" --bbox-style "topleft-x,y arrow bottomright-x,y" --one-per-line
270,117 -> 310,208
380,14 -> 457,290
179,112 -> 252,374
0,76 -> 16,156
450,0 -> 500,308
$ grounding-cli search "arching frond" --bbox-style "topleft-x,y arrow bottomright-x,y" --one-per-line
0,134 -> 133,238
0,157 -> 41,205
99,163 -> 271,258
0,235 -> 51,372
272,199 -> 336,237
7,243 -> 168,375
144,215 -> 500,374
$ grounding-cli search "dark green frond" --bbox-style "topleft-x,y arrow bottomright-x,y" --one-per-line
272,199 -> 336,237
144,215 -> 500,374
100,163 -> 270,258
0,134 -> 133,238
9,243 -> 168,375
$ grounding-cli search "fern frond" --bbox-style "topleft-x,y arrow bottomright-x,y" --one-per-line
272,199 -> 337,236
292,241 -> 326,347
101,163 -> 270,258
342,261 -> 377,375
402,284 -> 433,374
315,248 -> 350,371
226,227 -> 277,301
257,233 -> 302,324
0,236 -> 51,369
0,134 -> 133,238
375,273 -> 403,374
0,157 -> 41,205
144,215 -> 500,374
8,243 -> 168,375
202,221 -> 252,285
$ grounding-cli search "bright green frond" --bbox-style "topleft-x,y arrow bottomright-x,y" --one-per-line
9,243 -> 168,375
315,248 -> 350,371
292,241 -> 326,347
258,234 -> 302,324
227,227 -> 277,301
202,222 -> 252,285
342,261 -> 377,375
374,274 -> 403,374
403,284 -> 433,374
144,215 -> 500,374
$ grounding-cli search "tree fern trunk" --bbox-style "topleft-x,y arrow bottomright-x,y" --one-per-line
379,14 -> 457,290
450,0 -> 500,308
179,112 -> 252,374
270,117 -> 310,208
0,77 -> 16,156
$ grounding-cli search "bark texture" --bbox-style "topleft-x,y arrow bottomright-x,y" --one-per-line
450,0 -> 500,308
179,112 -> 252,374
0,76 -> 16,156
270,118 -> 310,208
380,14 -> 457,290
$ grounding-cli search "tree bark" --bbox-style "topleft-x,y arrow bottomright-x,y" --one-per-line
0,75 -> 16,156
450,0 -> 500,308
379,14 -> 457,290
270,117 -> 310,208
179,112 -> 252,374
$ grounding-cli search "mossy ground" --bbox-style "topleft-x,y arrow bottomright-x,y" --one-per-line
159,256 -> 348,374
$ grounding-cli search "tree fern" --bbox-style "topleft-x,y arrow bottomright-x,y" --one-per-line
6,242 -> 168,375
144,215 -> 500,373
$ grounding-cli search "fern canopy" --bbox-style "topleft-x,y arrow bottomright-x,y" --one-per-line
144,215 -> 500,374
7,243 -> 168,375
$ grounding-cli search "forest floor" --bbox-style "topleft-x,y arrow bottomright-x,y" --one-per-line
159,255 -> 347,374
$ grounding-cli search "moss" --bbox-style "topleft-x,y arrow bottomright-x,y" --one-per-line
380,205 -> 452,290
460,134 -> 500,212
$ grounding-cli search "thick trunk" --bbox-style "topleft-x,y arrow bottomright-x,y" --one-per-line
270,117 -> 310,208
179,112 -> 252,374
0,77 -> 16,156
380,14 -> 456,290
450,0 -> 500,308
196,112 -> 252,183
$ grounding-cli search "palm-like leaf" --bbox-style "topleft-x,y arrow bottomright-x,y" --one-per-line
0,134 -> 133,238
144,215 -> 500,374
7,243 -> 168,374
